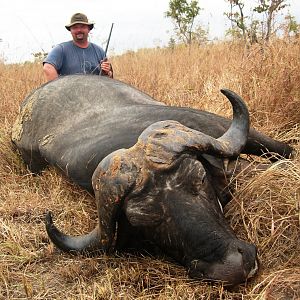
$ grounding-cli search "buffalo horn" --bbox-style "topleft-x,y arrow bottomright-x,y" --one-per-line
138,89 -> 250,168
45,149 -> 136,253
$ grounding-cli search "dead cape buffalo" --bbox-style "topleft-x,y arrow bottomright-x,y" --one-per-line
12,75 -> 293,286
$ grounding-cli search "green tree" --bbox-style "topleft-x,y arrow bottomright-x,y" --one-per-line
254,0 -> 288,41
168,36 -> 176,49
192,24 -> 208,45
281,13 -> 299,38
225,0 -> 290,43
224,0 -> 248,42
165,0 -> 202,45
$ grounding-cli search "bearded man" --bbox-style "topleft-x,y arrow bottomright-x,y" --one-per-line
43,13 -> 113,81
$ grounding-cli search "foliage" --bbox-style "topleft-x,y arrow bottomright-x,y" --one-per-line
253,0 -> 287,14
254,0 -> 288,41
224,0 -> 249,42
165,0 -> 207,45
224,0 -> 297,44
192,24 -> 208,45
281,13 -> 300,38
32,51 -> 48,62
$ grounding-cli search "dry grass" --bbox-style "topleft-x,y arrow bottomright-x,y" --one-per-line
1,40 -> 299,299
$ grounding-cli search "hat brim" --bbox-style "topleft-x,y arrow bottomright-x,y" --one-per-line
65,22 -> 94,31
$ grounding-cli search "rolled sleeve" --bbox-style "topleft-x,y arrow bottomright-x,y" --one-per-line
43,45 -> 63,72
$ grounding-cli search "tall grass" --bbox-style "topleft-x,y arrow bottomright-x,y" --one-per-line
114,40 -> 300,133
0,40 -> 299,299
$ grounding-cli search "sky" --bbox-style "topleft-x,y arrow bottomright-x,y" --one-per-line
0,0 -> 299,63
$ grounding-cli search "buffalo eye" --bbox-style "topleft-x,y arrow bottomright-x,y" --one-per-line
190,173 -> 206,195
177,158 -> 207,194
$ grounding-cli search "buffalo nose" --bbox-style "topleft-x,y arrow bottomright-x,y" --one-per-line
238,242 -> 258,277
247,256 -> 259,279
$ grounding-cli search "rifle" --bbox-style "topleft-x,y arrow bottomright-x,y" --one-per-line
100,23 -> 114,76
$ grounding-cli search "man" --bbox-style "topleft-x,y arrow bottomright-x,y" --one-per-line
43,13 -> 113,81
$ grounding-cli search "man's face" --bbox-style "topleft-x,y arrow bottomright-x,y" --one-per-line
70,24 -> 90,42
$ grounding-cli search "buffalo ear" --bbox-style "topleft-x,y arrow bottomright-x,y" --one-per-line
125,198 -> 163,227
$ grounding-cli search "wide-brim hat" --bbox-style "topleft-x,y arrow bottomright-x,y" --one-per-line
65,13 -> 94,31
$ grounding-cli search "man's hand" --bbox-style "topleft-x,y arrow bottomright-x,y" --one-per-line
100,59 -> 113,78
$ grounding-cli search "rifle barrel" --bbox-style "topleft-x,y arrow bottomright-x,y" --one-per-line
99,23 -> 114,76
104,23 -> 114,57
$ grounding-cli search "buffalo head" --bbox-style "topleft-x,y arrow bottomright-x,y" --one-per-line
46,89 -> 258,286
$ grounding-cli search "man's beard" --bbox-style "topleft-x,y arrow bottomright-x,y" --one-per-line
75,33 -> 85,41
